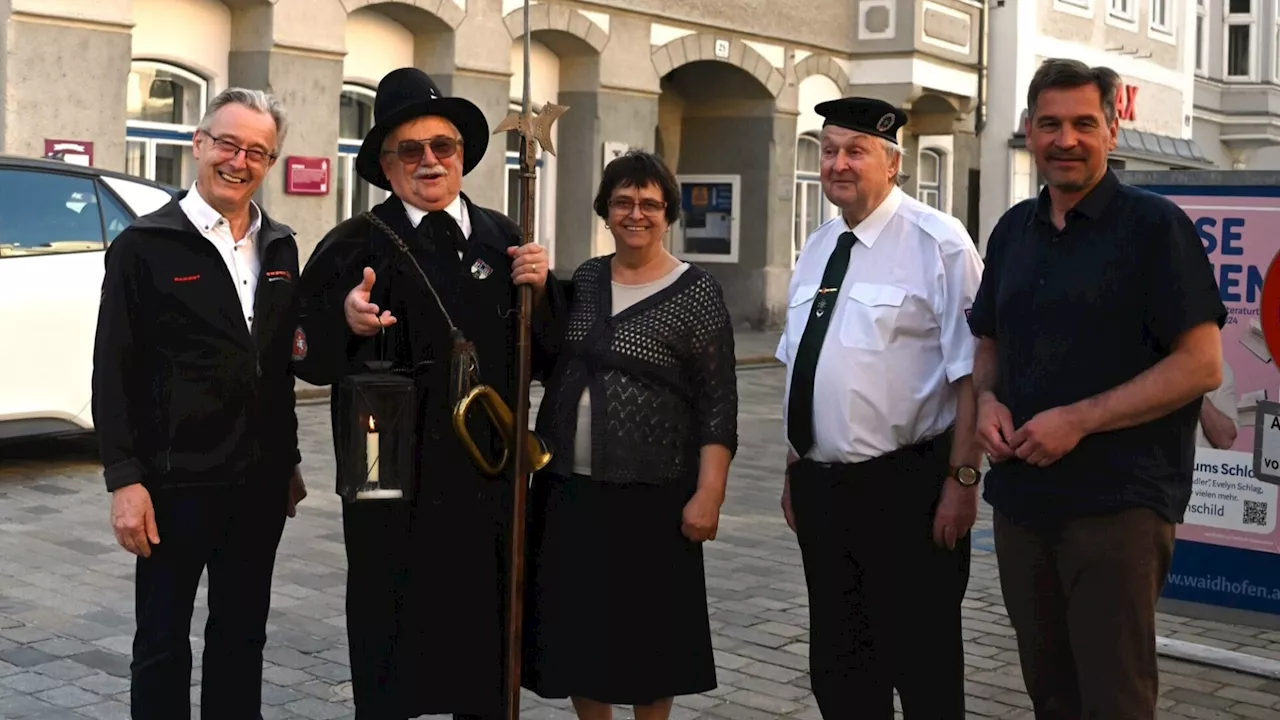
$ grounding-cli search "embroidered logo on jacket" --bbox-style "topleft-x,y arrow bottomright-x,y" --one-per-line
173,275 -> 201,283
292,327 -> 307,361
266,270 -> 293,282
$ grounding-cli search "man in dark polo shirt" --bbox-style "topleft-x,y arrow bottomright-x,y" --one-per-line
968,58 -> 1226,718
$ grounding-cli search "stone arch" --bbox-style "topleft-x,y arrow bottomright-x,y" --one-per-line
503,4 -> 608,55
651,34 -> 784,98
795,54 -> 850,95
342,0 -> 463,31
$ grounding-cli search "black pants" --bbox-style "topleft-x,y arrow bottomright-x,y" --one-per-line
789,434 -> 970,719
130,478 -> 288,720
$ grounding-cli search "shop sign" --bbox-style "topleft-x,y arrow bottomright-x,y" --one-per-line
1116,83 -> 1139,122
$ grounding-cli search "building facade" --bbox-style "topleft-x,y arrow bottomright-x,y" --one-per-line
1192,0 -> 1280,169
0,0 -> 982,329
978,0 -> 1213,252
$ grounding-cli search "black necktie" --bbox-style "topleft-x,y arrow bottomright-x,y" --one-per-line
423,210 -> 468,257
787,231 -> 857,458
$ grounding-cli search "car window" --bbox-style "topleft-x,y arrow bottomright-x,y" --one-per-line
0,169 -> 105,258
98,183 -> 134,244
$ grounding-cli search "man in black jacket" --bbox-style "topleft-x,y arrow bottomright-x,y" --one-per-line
291,67 -> 563,720
92,87 -> 307,720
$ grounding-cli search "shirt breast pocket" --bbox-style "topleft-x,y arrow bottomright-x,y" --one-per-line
784,283 -> 819,357
840,282 -> 907,351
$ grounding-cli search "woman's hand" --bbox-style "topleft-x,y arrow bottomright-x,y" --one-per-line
682,489 -> 722,542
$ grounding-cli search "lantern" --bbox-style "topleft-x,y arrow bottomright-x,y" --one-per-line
335,361 -> 416,503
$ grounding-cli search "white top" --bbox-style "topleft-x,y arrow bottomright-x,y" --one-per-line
402,193 -> 471,258
1196,361 -> 1237,449
179,183 -> 262,333
573,262 -> 691,476
775,186 -> 985,464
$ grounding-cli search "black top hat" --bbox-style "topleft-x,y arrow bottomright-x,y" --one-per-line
355,68 -> 490,191
814,97 -> 908,144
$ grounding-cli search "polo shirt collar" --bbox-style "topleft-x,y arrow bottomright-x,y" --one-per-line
843,185 -> 903,248
1030,167 -> 1121,226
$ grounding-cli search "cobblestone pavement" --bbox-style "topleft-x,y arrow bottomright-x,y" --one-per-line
6,364 -> 1280,719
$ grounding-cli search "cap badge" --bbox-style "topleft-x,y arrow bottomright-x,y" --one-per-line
876,112 -> 896,133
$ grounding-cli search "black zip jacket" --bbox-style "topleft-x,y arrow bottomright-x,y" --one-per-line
91,192 -> 302,492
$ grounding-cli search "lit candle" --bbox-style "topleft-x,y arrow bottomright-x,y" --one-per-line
366,415 -> 379,483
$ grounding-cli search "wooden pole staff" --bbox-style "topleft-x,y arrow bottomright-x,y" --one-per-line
492,2 -> 567,716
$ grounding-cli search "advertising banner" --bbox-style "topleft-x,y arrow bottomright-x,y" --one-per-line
1132,178 -> 1280,616
1158,188 -> 1280,552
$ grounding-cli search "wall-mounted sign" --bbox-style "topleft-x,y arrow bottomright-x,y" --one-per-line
714,38 -> 730,58
44,140 -> 93,166
285,156 -> 329,195
1116,83 -> 1139,122
673,174 -> 740,264
603,141 -> 628,171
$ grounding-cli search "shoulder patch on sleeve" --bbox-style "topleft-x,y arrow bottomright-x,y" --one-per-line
292,326 -> 307,361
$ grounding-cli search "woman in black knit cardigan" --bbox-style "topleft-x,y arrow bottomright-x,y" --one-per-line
522,150 -> 739,720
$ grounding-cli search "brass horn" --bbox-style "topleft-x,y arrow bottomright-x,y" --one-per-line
452,384 -> 552,477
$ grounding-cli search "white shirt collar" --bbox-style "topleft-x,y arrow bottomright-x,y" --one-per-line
841,186 -> 903,248
402,193 -> 469,238
180,182 -> 261,238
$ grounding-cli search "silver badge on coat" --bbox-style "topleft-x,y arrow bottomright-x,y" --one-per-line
470,259 -> 493,280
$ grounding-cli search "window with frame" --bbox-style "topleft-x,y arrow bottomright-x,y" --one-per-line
916,148 -> 945,211
335,84 -> 388,224
1226,0 -> 1256,80
1149,0 -> 1171,33
792,134 -> 830,263
125,61 -> 206,189
1053,0 -> 1091,15
1109,0 -> 1135,20
1195,0 -> 1208,74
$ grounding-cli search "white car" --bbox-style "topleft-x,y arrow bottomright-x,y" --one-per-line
0,155 -> 176,441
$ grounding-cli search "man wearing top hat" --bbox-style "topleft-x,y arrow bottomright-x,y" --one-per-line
291,68 -> 565,720
775,97 -> 985,718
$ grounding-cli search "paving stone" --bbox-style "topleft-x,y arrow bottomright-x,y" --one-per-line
32,683 -> 100,708
71,673 -> 129,697
31,660 -> 96,683
283,697 -> 348,720
68,650 -> 131,678
1,672 -> 63,694
73,701 -> 132,720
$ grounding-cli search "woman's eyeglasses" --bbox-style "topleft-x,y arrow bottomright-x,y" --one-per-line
609,199 -> 667,216
384,137 -> 462,165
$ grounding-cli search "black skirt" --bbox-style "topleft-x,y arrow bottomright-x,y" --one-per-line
522,473 -> 717,705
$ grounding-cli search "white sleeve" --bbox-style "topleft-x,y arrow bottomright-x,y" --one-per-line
933,236 -> 986,383
775,327 -> 788,364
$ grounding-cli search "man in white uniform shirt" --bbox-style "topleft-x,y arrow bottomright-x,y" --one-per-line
776,97 -> 985,718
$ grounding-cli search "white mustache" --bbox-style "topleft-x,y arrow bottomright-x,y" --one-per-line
413,166 -> 448,179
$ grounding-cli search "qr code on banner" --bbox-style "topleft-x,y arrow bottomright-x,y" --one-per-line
1245,500 -> 1269,526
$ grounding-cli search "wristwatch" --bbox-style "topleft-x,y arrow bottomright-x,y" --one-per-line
950,465 -> 982,487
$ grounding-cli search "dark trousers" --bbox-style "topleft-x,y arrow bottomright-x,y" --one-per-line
788,434 -> 970,719
130,479 -> 287,720
993,507 -> 1175,720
